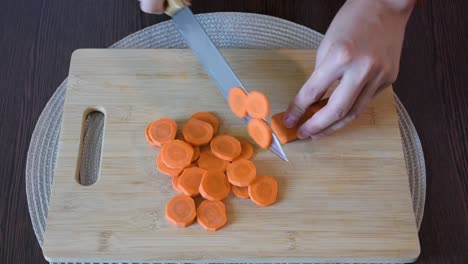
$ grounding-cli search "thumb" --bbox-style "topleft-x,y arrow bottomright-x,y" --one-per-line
139,0 -> 166,14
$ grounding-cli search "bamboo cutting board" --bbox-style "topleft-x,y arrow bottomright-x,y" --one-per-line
43,49 -> 420,263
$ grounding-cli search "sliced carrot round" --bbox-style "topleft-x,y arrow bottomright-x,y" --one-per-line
210,135 -> 241,161
235,137 -> 254,160
178,167 -> 207,197
182,118 -> 214,146
199,171 -> 231,201
166,194 -> 196,227
160,140 -> 194,169
147,118 -> 178,147
228,87 -> 248,118
197,200 -> 227,231
248,176 -> 278,206
226,159 -> 256,187
190,112 -> 220,135
247,118 -> 272,149
232,185 -> 250,199
191,146 -> 200,162
246,91 -> 270,119
197,150 -> 230,172
156,153 -> 184,177
145,124 -> 158,147
172,173 -> 182,193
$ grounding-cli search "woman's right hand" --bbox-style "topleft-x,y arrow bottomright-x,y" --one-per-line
139,0 -> 166,14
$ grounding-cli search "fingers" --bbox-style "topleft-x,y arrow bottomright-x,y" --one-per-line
296,70 -> 368,139
283,51 -> 344,128
139,0 -> 166,14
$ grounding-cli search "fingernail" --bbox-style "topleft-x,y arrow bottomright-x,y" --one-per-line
297,128 -> 308,139
284,114 -> 298,128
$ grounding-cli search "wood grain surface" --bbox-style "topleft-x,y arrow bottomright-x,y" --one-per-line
42,49 -> 418,263
0,0 -> 467,263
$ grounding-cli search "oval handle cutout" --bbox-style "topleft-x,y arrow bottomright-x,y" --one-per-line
77,110 -> 105,186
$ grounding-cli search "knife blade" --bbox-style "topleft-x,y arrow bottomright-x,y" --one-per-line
168,5 -> 288,162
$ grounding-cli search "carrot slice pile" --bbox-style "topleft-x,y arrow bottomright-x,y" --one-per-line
160,140 -> 194,169
197,200 -> 227,231
190,112 -> 220,135
197,150 -> 230,172
248,176 -> 278,206
247,118 -> 272,149
226,159 -> 256,187
147,118 -> 178,147
178,167 -> 207,197
271,98 -> 328,144
199,171 -> 231,201
191,146 -> 200,162
246,91 -> 270,119
156,153 -> 184,177
166,194 -> 196,227
228,87 -> 248,118
210,135 -> 241,161
172,174 -> 182,193
182,118 -> 214,146
232,185 -> 250,199
235,137 -> 254,160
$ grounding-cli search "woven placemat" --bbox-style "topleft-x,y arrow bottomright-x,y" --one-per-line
25,12 -> 426,263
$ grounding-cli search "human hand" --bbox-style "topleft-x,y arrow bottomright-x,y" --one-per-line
283,0 -> 416,140
139,0 -> 166,14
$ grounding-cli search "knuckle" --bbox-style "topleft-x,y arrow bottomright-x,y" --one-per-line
333,106 -> 347,120
331,42 -> 354,66
362,56 -> 380,73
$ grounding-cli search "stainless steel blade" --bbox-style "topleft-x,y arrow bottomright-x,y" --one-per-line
172,7 -> 288,161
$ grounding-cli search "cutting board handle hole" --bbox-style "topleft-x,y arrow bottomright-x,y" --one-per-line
76,107 -> 106,186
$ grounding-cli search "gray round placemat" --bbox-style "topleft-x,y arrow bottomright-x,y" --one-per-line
26,11 -> 426,260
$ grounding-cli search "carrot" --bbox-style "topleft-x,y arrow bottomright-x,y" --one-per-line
246,91 -> 270,119
248,176 -> 278,206
145,124 -> 158,147
226,159 -> 256,187
172,173 -> 182,193
228,87 -> 248,118
160,139 -> 194,169
210,135 -> 241,161
247,118 -> 272,149
197,200 -> 227,231
232,185 -> 250,199
271,98 -> 328,144
178,167 -> 207,197
166,194 -> 196,227
190,112 -> 220,135
197,150 -> 230,172
235,137 -> 254,160
182,118 -> 214,146
199,171 -> 231,201
156,153 -> 184,177
191,146 -> 200,162
147,118 -> 178,147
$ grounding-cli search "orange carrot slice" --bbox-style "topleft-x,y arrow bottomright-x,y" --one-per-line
232,185 -> 250,199
182,118 -> 214,146
160,140 -> 194,169
210,135 -> 241,161
197,200 -> 227,231
156,153 -> 184,177
190,112 -> 220,135
228,87 -> 248,118
178,167 -> 207,197
246,91 -> 270,119
147,118 -> 178,147
172,173 -> 182,193
166,194 -> 196,227
271,98 -> 328,144
226,159 -> 256,187
248,176 -> 278,206
235,137 -> 254,160
247,118 -> 272,149
199,171 -> 231,201
191,146 -> 200,162
145,124 -> 158,147
197,150 -> 230,172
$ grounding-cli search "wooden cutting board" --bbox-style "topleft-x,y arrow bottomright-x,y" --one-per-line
43,49 -> 420,263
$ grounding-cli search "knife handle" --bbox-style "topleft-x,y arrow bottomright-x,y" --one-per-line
164,0 -> 190,17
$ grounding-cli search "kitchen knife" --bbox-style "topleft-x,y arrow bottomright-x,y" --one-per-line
164,0 -> 288,161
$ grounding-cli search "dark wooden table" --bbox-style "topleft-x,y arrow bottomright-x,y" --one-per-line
1,0 -> 467,263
